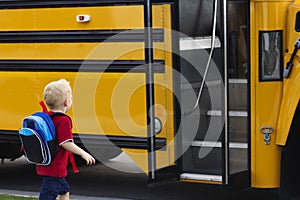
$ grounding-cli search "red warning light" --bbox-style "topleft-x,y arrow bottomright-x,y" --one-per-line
76,15 -> 91,23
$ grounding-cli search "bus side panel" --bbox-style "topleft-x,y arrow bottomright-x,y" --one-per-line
0,73 -> 41,129
250,0 -> 291,188
0,4 -> 176,174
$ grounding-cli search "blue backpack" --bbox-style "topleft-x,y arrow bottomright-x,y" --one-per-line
19,112 -> 59,165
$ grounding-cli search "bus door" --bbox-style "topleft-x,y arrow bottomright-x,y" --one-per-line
144,0 -> 180,183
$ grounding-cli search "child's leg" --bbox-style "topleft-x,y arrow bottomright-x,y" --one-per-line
58,192 -> 70,200
57,178 -> 70,200
39,177 -> 59,200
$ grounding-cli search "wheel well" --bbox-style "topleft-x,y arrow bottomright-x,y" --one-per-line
279,101 -> 300,196
285,102 -> 300,146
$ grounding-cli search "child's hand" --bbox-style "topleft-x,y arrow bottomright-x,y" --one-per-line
61,141 -> 96,165
81,152 -> 96,165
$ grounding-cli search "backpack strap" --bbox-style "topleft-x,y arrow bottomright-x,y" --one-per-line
32,112 -> 56,140
49,112 -> 73,128
69,152 -> 79,173
50,112 -> 78,173
39,101 -> 49,113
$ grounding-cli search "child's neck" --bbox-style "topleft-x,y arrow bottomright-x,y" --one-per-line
50,109 -> 66,113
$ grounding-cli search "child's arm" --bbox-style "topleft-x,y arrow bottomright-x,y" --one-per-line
61,141 -> 96,165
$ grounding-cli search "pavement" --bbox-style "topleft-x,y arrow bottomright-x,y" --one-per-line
0,155 -> 281,200
0,189 -> 132,200
0,154 -> 140,200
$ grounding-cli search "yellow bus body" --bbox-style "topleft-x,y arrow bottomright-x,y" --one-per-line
0,4 -> 175,173
250,0 -> 291,188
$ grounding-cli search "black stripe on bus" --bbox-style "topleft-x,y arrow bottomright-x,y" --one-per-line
0,29 -> 164,43
0,60 -> 165,73
0,0 -> 176,9
73,134 -> 166,150
0,130 -> 166,150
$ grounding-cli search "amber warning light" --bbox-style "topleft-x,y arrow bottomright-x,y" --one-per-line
76,15 -> 91,23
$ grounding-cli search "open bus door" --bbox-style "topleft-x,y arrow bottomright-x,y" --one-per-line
144,0 -> 181,184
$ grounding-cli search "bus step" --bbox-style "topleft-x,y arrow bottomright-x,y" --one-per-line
180,36 -> 221,51
180,173 -> 222,183
206,110 -> 248,143
207,110 -> 248,117
191,141 -> 248,149
229,79 -> 247,110
186,142 -> 248,175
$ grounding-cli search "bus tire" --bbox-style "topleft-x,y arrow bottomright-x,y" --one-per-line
279,103 -> 300,199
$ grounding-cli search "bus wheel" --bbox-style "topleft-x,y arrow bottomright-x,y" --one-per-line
0,143 -> 23,161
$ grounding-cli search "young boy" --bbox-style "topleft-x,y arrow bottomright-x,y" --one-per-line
37,79 -> 95,200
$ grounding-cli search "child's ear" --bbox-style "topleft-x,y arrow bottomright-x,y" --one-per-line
64,99 -> 68,106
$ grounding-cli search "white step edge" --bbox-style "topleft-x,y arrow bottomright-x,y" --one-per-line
228,79 -> 248,84
207,110 -> 248,117
191,141 -> 248,149
181,79 -> 247,90
180,36 -> 221,51
181,80 -> 223,90
180,173 -> 222,182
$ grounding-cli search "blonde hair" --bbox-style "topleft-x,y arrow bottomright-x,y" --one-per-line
43,79 -> 72,110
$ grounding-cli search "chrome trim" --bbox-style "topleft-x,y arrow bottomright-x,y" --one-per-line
144,0 -> 156,180
223,0 -> 229,185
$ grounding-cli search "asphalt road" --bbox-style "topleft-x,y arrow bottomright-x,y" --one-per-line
0,153 -> 280,200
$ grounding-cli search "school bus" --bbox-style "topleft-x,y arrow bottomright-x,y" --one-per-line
0,0 -> 300,192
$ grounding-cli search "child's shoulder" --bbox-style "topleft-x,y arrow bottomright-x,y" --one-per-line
50,112 -> 69,117
50,112 -> 71,121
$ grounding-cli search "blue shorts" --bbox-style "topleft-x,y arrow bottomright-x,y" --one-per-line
39,176 -> 70,200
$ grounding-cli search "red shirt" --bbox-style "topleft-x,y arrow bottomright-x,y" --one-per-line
36,112 -> 73,178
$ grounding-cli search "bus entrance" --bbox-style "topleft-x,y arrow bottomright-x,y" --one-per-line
177,0 -> 249,185
146,0 -> 249,185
